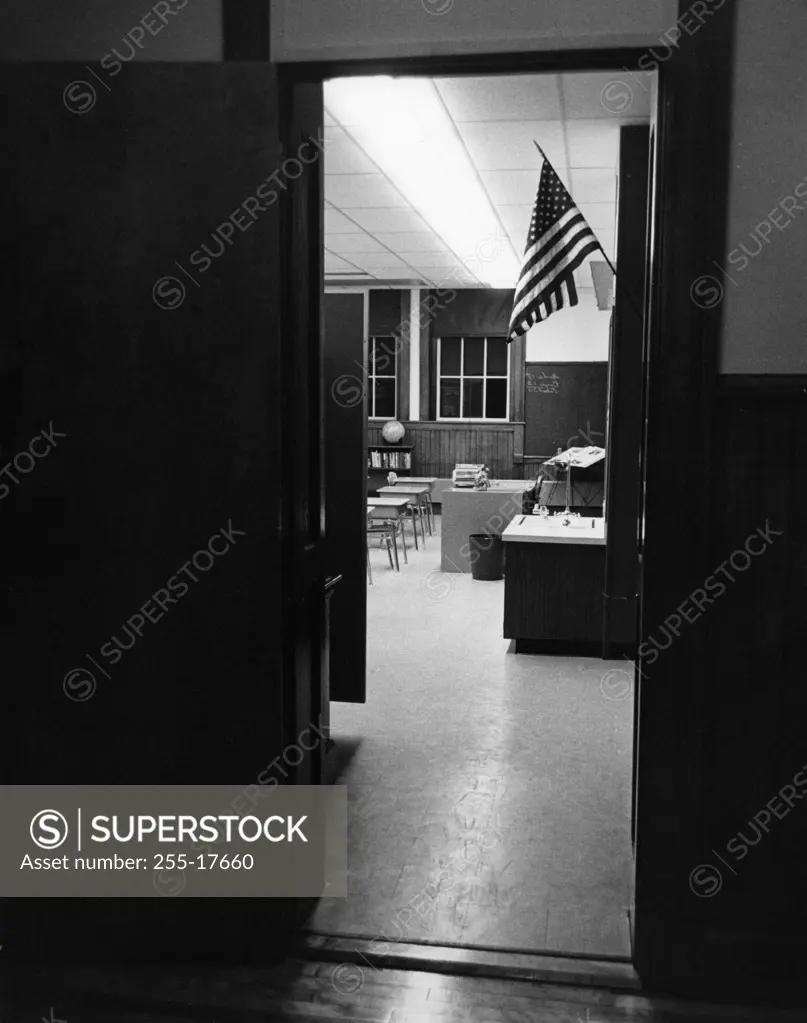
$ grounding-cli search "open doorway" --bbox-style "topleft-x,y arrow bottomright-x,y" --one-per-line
313,66 -> 656,961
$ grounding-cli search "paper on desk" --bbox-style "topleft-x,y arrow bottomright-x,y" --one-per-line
545,446 -> 605,468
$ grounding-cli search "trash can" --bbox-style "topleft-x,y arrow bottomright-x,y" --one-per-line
469,534 -> 504,580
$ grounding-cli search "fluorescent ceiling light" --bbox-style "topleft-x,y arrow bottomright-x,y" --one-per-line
325,76 -> 522,289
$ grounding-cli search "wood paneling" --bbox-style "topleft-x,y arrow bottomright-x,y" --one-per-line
685,378 -> 807,996
367,422 -> 523,479
634,377 -> 807,1003
504,541 -> 606,655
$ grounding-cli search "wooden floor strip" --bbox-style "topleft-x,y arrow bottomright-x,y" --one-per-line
300,933 -> 641,991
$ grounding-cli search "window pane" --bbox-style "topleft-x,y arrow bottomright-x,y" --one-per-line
441,337 -> 461,375
372,336 -> 396,376
486,337 -> 508,376
463,378 -> 484,419
374,377 -> 396,419
464,337 -> 485,375
486,378 -> 507,419
439,379 -> 461,418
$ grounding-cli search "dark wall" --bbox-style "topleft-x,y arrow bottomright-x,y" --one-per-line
428,288 -> 514,337
368,289 -> 408,420
0,0 -> 223,60
368,289 -> 405,335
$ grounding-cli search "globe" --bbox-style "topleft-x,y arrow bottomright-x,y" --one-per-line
381,419 -> 405,444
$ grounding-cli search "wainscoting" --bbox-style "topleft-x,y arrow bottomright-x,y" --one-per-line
368,421 -> 525,478
698,376 -> 807,963
636,374 -> 807,1004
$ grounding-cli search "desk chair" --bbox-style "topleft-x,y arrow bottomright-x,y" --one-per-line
366,517 -> 399,584
408,499 -> 427,549
414,491 -> 434,537
399,495 -> 427,548
390,496 -> 421,553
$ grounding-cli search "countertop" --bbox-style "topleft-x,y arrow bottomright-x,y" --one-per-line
502,515 -> 606,546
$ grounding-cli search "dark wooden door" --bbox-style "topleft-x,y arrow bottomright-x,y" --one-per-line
279,76 -> 329,779
0,63 -> 317,962
603,125 -> 650,663
324,293 -> 368,704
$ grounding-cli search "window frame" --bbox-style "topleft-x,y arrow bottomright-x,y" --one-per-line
367,333 -> 398,421
435,334 -> 510,423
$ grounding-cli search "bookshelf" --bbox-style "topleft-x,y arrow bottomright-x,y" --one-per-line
367,444 -> 413,495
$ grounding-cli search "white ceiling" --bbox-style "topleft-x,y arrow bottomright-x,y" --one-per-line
324,71 -> 653,290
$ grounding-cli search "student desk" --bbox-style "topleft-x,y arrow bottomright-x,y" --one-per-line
388,478 -> 437,533
502,515 -> 606,655
367,496 -> 411,516
376,484 -> 431,546
367,496 -> 417,558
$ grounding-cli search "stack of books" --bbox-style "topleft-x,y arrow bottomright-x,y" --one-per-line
452,464 -> 484,488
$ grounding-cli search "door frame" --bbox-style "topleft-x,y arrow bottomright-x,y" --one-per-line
275,4 -> 737,997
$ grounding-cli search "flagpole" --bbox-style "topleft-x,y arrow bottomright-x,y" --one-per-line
533,140 -> 644,321
533,140 -> 618,278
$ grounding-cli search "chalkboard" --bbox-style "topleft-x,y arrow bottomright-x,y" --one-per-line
524,361 -> 609,457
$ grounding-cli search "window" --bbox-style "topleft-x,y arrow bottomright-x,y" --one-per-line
368,335 -> 397,419
437,336 -> 509,421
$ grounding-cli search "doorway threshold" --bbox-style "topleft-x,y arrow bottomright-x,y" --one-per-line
301,932 -> 640,992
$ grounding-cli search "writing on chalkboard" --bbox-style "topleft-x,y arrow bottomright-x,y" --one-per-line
526,371 -> 561,394
524,361 -> 608,458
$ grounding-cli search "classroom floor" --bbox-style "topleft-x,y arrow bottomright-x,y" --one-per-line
307,512 -> 635,958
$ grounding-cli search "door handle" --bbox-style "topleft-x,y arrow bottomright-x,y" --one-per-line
324,574 -> 343,593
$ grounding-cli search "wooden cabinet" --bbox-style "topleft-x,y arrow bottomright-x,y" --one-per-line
502,518 -> 606,655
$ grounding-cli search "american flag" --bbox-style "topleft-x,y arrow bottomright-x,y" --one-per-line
507,148 -> 603,341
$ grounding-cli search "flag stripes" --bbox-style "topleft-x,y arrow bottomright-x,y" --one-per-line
507,150 -> 604,341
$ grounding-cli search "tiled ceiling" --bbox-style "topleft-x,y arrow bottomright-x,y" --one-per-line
324,71 -> 653,290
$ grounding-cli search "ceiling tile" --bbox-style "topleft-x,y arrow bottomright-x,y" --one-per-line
401,252 -> 466,269
561,71 -> 654,120
324,207 -> 362,233
434,75 -> 562,122
324,252 -> 360,272
323,72 -> 647,285
577,203 -> 616,231
323,107 -> 336,126
370,268 -> 431,282
497,204 -> 534,234
350,252 -> 411,269
349,208 -> 431,233
508,235 -> 527,258
570,168 -> 616,205
374,233 -> 449,253
327,233 -> 388,254
481,170 -> 568,206
565,120 -> 620,168
325,174 -> 408,208
457,121 -> 565,171
322,127 -> 378,175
